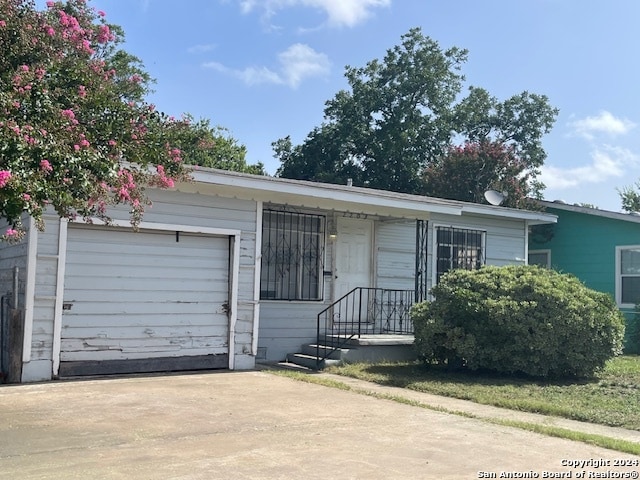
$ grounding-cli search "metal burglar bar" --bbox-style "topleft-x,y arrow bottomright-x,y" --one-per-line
436,227 -> 485,283
260,210 -> 324,301
415,220 -> 429,303
316,287 -> 415,367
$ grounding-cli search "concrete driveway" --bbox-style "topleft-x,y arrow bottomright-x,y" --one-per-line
0,370 -> 637,479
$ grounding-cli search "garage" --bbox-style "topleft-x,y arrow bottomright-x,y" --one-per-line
58,224 -> 231,377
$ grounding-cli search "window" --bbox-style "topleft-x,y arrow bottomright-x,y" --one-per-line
260,210 -> 325,301
617,246 -> 640,306
436,227 -> 485,283
528,250 -> 551,268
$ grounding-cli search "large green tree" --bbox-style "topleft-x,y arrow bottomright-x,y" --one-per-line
275,28 -> 558,202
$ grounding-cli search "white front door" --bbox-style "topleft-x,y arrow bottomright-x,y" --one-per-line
334,217 -> 373,299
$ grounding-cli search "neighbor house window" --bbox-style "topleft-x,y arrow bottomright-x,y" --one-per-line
617,246 -> 640,306
436,226 -> 485,283
260,210 -> 325,301
528,250 -> 551,268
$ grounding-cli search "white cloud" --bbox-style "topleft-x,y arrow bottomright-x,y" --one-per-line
202,43 -> 330,88
188,44 -> 217,54
239,0 -> 390,28
569,111 -> 636,140
540,145 -> 638,189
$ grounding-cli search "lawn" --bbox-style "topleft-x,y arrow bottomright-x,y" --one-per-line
324,355 -> 640,431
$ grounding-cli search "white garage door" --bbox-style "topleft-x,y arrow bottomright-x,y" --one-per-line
59,225 -> 230,376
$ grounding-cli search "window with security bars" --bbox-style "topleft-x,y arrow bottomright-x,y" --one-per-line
618,246 -> 640,306
260,210 -> 325,301
436,227 -> 485,283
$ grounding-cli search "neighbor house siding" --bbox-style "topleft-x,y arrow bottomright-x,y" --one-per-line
21,188 -> 259,381
529,207 -> 640,353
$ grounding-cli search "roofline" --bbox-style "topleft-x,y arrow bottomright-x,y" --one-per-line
189,167 -> 557,223
539,200 -> 640,224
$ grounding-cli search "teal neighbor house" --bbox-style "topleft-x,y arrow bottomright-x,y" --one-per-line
528,201 -> 640,353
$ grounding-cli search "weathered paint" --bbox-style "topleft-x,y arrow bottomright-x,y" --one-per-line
18,188 -> 258,381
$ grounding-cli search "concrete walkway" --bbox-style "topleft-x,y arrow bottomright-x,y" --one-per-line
0,369 -> 638,479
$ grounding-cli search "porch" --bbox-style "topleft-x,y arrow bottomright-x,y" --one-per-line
283,287 -> 419,369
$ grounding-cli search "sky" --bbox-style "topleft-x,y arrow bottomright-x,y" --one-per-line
68,0 -> 640,212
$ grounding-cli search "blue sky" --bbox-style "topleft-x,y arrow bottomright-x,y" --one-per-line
82,0 -> 640,211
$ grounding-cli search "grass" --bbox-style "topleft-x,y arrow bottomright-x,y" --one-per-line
323,355 -> 640,431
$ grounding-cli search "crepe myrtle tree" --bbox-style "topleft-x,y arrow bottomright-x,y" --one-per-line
0,0 -> 199,241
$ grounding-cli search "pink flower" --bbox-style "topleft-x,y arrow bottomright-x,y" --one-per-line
44,26 -> 55,36
78,85 -> 86,97
98,10 -> 106,17
46,1 -> 55,7
5,228 -> 18,237
40,159 -> 53,173
20,65 -> 29,72
0,170 -> 11,188
108,139 -> 116,146
0,21 -> 6,28
22,194 -> 31,201
79,138 -> 90,147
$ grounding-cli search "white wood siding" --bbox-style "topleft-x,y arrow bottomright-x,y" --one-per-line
375,220 -> 416,290
23,189 -> 258,380
60,226 -> 230,363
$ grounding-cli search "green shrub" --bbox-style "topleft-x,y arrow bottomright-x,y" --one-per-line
412,265 -> 625,378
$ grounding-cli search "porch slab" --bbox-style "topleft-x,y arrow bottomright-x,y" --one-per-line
328,334 -> 415,346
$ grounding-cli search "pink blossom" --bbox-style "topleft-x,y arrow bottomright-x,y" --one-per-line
40,159 -> 53,173
0,21 -> 6,28
108,139 -> 116,146
46,1 -> 55,7
22,194 -> 31,201
0,171 -> 11,188
44,25 -> 55,36
79,138 -> 90,148
20,65 -> 29,72
98,10 -> 106,17
5,229 -> 18,238
97,25 -> 113,43
78,85 -> 86,97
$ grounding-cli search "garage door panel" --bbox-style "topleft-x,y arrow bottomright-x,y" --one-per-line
62,313 -> 227,329
61,325 -> 230,340
60,345 -> 228,362
60,225 -> 231,373
60,289 -> 229,304
64,302 -> 227,316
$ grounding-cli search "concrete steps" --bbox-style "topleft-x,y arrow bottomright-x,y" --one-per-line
284,334 -> 417,370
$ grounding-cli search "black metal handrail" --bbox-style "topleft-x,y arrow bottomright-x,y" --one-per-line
316,287 -> 415,368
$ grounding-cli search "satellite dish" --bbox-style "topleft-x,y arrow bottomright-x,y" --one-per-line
484,190 -> 507,206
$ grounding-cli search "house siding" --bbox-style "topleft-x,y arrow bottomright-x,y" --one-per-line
20,188 -> 259,381
529,207 -> 640,353
258,212 -> 530,362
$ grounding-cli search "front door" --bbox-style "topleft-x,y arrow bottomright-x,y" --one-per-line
334,217 -> 373,299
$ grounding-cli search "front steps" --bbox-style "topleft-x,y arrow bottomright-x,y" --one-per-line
284,334 -> 416,370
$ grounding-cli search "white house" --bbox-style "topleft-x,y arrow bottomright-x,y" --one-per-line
0,168 -> 556,382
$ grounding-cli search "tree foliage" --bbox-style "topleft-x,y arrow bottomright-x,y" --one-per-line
0,0 -> 261,240
175,116 -> 264,175
618,180 -> 640,213
421,140 -> 542,209
412,265 -> 625,379
275,28 -> 558,204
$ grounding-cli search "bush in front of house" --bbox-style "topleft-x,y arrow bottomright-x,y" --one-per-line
412,265 -> 625,378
